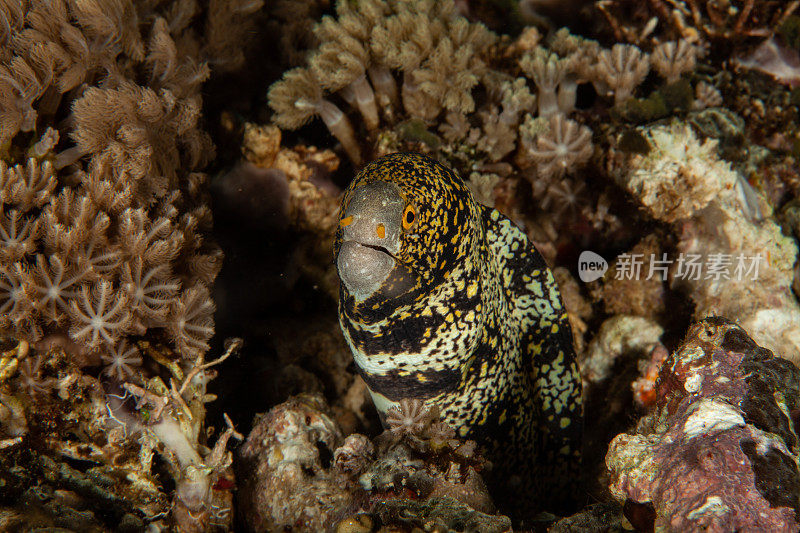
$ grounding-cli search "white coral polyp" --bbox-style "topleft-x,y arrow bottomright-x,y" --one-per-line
523,113 -> 593,179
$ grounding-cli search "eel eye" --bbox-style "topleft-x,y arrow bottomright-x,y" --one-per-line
402,205 -> 416,230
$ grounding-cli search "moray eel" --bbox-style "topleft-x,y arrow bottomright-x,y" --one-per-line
334,152 -> 582,514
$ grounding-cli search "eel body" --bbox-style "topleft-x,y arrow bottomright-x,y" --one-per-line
334,152 -> 582,513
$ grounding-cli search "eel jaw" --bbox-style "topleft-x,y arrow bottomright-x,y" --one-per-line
336,180 -> 404,301
336,240 -> 395,301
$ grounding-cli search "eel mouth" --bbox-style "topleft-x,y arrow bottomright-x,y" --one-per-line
355,241 -> 397,259
336,239 -> 397,301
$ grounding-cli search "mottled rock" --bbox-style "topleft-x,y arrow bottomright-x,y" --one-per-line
236,394 -> 349,532
238,395 -> 505,532
550,502 -> 626,532
611,121 -> 800,365
606,318 -> 800,532
581,314 -> 664,385
368,497 -> 512,533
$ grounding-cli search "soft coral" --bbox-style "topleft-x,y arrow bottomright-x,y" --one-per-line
31,254 -> 90,324
121,258 -> 180,329
101,339 -> 142,381
167,284 -> 214,358
69,280 -> 132,349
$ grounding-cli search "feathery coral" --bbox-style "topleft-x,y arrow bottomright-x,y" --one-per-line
414,36 -> 481,114
15,354 -> 51,396
268,0 -> 496,162
118,209 -> 181,264
310,33 -> 378,130
269,67 -> 362,164
71,83 -> 212,200
520,47 -> 570,117
69,280 -> 132,349
0,262 -> 34,332
652,40 -> 697,84
520,113 -> 593,179
101,339 -> 142,381
31,254 -> 87,324
0,158 -> 57,211
168,284 -> 216,358
0,2 -> 256,529
596,44 -> 650,104
121,259 -> 180,328
0,0 -> 222,365
694,81 -> 723,110
0,208 -> 38,261
385,399 -> 439,439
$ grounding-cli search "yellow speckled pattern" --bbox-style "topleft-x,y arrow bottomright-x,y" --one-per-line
334,152 -> 582,514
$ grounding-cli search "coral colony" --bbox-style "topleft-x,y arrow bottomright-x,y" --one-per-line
0,1 -> 260,530
2,0 -> 800,531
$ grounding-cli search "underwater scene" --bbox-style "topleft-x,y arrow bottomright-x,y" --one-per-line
1,0 -> 800,531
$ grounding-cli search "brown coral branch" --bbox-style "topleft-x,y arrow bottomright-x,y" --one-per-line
176,337 -> 242,397
122,382 -> 170,422
733,0 -> 755,34
269,68 -> 362,164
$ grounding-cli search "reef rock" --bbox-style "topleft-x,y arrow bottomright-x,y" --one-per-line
581,314 -> 664,386
236,394 -> 349,532
611,120 -> 800,366
341,497 -> 512,533
237,395 -> 506,532
605,318 -> 800,532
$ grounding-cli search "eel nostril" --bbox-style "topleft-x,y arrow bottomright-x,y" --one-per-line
376,223 -> 386,238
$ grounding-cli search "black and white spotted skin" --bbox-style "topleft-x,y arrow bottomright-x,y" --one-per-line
333,152 -> 582,513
